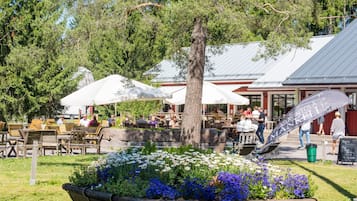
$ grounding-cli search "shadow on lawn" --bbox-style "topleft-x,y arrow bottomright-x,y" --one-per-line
38,155 -> 100,167
38,161 -> 90,167
290,160 -> 356,199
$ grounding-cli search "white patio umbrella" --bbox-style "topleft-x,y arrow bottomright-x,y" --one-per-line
164,81 -> 249,105
61,74 -> 170,106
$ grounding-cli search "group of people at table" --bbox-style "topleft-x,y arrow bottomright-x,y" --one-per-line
235,106 -> 266,145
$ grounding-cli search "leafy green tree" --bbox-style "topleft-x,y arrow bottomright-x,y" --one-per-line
0,0 -> 77,121
65,0 -> 166,80
311,0 -> 357,35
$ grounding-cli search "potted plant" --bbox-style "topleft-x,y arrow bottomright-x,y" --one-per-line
63,144 -> 317,201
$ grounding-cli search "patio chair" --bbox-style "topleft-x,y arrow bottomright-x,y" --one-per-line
64,122 -> 76,132
41,130 -> 59,156
29,119 -> 43,130
7,123 -> 23,157
234,132 -> 257,156
84,126 -> 104,154
0,131 -> 8,158
16,130 -> 43,157
67,130 -> 87,155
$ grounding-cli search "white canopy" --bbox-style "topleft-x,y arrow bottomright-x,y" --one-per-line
164,81 -> 249,105
61,74 -> 170,106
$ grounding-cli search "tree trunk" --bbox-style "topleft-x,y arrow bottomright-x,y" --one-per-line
180,18 -> 206,147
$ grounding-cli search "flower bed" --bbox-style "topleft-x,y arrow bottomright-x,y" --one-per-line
64,145 -> 316,201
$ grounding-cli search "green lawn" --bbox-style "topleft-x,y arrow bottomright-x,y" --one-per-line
270,160 -> 357,201
0,155 -> 356,201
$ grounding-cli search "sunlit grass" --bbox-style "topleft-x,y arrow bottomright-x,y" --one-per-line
0,155 -> 99,201
270,159 -> 357,201
0,155 -> 356,201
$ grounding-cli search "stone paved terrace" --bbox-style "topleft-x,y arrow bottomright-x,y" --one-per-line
97,128 -> 357,167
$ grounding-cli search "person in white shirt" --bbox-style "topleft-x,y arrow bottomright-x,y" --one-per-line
79,115 -> 90,127
56,116 -> 64,125
298,121 -> 311,149
237,114 -> 257,133
330,111 -> 345,155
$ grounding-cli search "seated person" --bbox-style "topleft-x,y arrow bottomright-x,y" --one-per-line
56,116 -> 64,125
136,116 -> 148,128
148,116 -> 158,128
236,114 -> 257,133
88,115 -> 100,127
108,114 -> 116,127
79,115 -> 90,127
169,116 -> 179,128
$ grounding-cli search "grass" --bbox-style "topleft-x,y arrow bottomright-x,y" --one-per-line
270,159 -> 357,201
0,155 -> 99,201
0,155 -> 356,201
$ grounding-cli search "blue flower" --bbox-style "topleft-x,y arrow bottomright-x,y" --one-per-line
179,178 -> 216,201
217,172 -> 250,201
146,178 -> 180,200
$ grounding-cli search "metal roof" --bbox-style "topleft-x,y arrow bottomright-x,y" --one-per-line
149,42 -> 284,83
249,35 -> 334,89
283,19 -> 357,85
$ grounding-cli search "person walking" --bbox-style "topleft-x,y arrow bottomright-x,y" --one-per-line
255,107 -> 266,144
317,115 -> 325,135
330,111 -> 345,155
298,121 -> 311,149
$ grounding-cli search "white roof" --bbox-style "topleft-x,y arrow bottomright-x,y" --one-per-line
249,35 -> 334,89
150,42 -> 283,83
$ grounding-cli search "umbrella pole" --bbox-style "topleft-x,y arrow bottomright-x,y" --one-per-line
114,103 -> 117,116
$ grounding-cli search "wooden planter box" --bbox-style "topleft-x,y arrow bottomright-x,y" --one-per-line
63,183 -> 318,201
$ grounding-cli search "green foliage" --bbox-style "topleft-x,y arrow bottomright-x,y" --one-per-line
116,100 -> 162,119
0,0 -> 77,121
141,141 -> 157,155
104,178 -> 149,197
69,166 -> 98,187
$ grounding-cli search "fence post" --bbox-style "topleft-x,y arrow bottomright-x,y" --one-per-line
30,140 -> 38,185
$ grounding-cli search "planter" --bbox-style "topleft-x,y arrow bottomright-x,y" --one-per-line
63,183 -> 318,201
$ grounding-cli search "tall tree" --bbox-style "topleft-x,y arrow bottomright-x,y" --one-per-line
154,0 -> 313,146
65,0 -> 166,80
0,0 -> 76,121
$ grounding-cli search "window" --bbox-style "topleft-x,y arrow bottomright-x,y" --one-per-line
236,95 -> 261,110
271,94 -> 295,122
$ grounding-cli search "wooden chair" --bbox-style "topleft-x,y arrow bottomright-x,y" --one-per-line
7,123 -> 23,157
0,121 -> 5,131
46,119 -> 56,125
234,132 -> 256,156
16,130 -> 43,157
58,124 -> 70,135
41,130 -> 59,155
7,123 -> 23,138
0,131 -> 8,158
67,130 -> 87,155
29,119 -> 43,130
84,126 -> 104,154
64,122 -> 75,133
